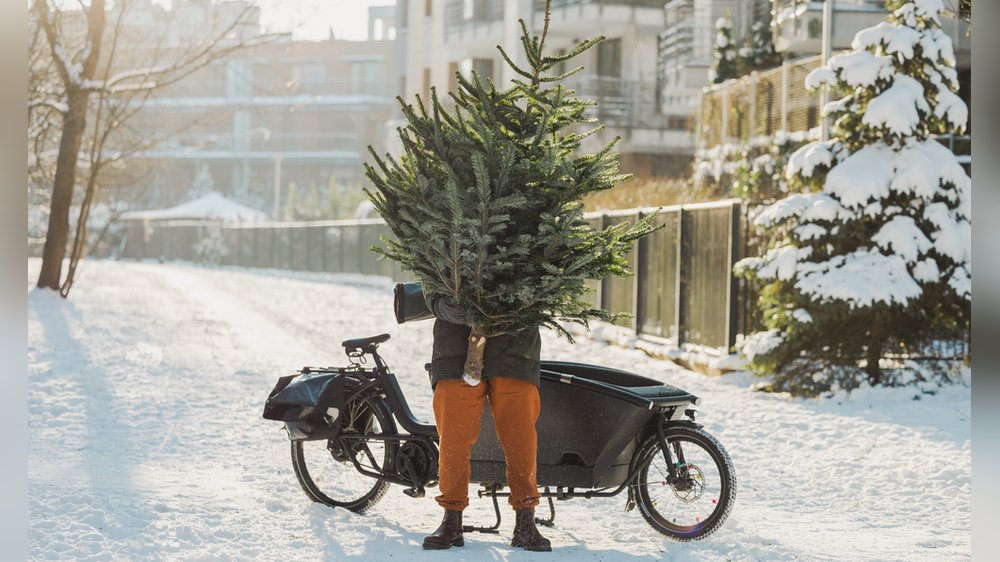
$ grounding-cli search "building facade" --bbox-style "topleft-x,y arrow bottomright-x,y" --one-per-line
125,3 -> 397,219
397,0 -> 698,180
695,0 -> 972,151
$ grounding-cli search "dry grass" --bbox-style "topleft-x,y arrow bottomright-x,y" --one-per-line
582,177 -> 725,212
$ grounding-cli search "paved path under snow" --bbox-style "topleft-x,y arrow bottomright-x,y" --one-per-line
27,259 -> 971,561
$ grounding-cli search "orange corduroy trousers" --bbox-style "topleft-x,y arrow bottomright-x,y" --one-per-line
432,376 -> 541,512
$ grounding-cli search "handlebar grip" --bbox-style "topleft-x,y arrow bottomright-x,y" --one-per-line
394,282 -> 435,324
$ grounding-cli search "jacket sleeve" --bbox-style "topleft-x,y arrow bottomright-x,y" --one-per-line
424,291 -> 469,325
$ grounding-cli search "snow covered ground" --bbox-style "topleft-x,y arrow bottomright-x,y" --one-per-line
27,259 -> 971,561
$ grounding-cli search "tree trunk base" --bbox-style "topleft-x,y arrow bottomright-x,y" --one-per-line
463,326 -> 487,386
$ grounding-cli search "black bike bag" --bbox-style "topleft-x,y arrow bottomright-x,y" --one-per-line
394,282 -> 434,324
262,370 -> 347,441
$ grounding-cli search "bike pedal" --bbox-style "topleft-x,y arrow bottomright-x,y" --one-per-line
403,487 -> 425,498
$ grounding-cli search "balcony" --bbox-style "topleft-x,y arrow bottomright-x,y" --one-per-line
535,0 -> 666,9
563,74 -> 695,153
771,0 -> 970,64
533,0 -> 666,35
444,0 -> 504,46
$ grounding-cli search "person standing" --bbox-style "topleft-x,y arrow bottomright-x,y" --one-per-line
420,292 -> 551,552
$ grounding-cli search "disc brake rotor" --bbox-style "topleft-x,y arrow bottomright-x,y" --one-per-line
670,463 -> 706,503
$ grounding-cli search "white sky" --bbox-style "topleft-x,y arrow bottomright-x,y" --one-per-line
257,0 -> 397,41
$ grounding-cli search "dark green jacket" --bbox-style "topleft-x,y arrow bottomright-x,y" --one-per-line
423,293 -> 541,389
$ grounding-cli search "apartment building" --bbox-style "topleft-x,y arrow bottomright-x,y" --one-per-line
124,3 -> 397,218
695,1 -> 971,154
772,0 -> 970,67
397,0 -> 697,179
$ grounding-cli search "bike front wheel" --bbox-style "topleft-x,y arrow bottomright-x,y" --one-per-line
290,395 -> 397,513
630,425 -> 736,541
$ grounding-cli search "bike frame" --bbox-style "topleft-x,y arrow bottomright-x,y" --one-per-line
328,346 -> 702,504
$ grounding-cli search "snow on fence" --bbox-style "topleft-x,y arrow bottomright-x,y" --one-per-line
122,200 -> 744,350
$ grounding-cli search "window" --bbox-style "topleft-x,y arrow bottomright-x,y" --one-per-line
351,61 -> 384,96
807,18 -> 822,40
422,67 -> 431,102
472,58 -> 494,83
425,0 -> 432,17
448,62 -> 459,92
597,38 -> 621,78
292,63 -> 326,84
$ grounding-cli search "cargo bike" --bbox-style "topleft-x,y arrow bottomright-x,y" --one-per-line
263,288 -> 736,541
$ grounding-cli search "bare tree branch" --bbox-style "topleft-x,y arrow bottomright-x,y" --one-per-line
31,0 -> 278,295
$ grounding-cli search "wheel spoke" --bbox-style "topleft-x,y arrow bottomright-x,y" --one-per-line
631,428 -> 734,541
291,396 -> 395,513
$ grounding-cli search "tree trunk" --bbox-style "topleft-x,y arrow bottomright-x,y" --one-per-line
60,171 -> 96,297
37,91 -> 89,291
865,306 -> 883,386
463,325 -> 488,386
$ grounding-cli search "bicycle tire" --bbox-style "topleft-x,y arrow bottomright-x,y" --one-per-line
630,425 -> 736,541
290,394 -> 397,513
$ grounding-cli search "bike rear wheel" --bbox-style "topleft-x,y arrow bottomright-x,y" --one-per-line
630,425 -> 736,541
290,395 -> 397,513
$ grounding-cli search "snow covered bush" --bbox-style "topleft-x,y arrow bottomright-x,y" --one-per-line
693,131 -> 814,201
193,224 -> 229,265
736,0 -> 970,396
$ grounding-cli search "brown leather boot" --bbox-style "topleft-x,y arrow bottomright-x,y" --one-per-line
511,509 -> 552,552
422,508 -> 464,549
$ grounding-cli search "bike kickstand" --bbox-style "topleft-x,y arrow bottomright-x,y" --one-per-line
462,485 -> 502,534
535,487 -> 556,527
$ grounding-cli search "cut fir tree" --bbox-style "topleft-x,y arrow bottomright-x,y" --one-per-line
364,4 -> 657,385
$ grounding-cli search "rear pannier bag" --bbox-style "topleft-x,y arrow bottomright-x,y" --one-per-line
262,371 -> 347,441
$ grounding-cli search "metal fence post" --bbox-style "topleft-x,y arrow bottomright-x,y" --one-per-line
305,225 -> 312,271
780,60 -> 789,133
322,227 -> 328,271
721,87 -> 729,145
726,201 -> 741,350
271,227 -> 276,268
675,206 -> 686,347
634,210 -> 647,337
599,213 -> 609,312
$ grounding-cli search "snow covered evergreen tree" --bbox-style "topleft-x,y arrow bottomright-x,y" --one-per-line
711,15 -> 739,84
736,0 -> 970,395
188,164 -> 216,200
365,10 -> 656,383
741,19 -> 782,73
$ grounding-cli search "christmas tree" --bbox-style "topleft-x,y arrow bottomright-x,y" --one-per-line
736,0 -> 970,395
365,6 -> 657,384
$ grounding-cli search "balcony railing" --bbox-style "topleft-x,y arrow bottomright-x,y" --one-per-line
535,0 -> 667,10
565,74 -> 673,131
444,0 -> 504,38
155,78 -> 389,100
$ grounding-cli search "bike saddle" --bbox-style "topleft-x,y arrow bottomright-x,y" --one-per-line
341,333 -> 391,352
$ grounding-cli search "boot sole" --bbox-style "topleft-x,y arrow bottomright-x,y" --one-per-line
511,538 -> 552,552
